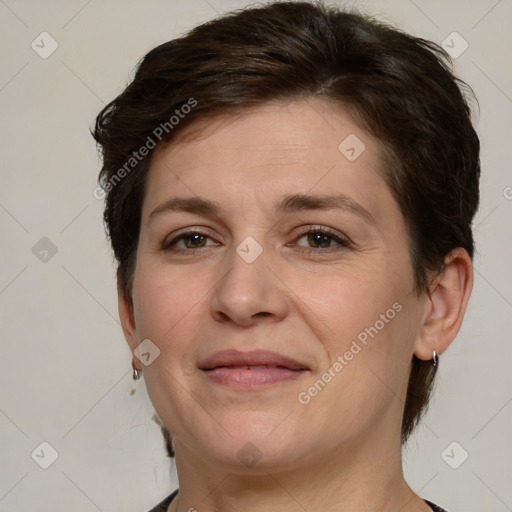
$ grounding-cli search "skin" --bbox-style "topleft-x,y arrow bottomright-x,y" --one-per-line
119,98 -> 473,512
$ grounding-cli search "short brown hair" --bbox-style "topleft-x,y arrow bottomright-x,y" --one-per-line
92,0 -> 480,453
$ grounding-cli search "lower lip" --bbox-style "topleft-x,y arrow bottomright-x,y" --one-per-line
202,367 -> 308,390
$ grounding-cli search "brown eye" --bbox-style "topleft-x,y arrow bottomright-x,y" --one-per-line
306,231 -> 335,248
163,231 -> 218,251
181,233 -> 208,248
293,227 -> 351,253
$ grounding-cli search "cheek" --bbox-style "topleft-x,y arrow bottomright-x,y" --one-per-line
131,263 -> 209,371
133,259 -> 204,329
131,266 -> 210,422
294,261 -> 416,403
291,260 -> 410,348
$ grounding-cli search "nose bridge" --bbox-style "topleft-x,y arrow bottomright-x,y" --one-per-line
210,233 -> 288,325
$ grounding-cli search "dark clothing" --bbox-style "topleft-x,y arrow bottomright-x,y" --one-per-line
147,489 -> 177,512
425,500 -> 449,512
147,489 -> 448,511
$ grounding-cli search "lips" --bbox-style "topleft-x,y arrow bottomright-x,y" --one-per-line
199,349 -> 310,390
198,349 -> 309,371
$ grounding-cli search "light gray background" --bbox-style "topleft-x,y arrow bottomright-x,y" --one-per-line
1,0 -> 511,511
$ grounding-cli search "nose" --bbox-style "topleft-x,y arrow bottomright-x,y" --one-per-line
209,239 -> 290,327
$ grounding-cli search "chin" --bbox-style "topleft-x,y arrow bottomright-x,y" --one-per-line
189,421 -> 301,471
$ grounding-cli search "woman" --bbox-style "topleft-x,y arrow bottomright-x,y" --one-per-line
92,2 -> 479,511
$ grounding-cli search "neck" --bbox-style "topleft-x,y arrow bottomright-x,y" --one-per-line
168,426 -> 429,512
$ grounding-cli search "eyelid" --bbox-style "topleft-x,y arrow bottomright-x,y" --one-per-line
162,227 -> 217,249
162,224 -> 352,253
291,225 -> 352,252
294,224 -> 351,243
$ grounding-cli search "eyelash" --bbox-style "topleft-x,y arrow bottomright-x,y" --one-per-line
295,227 -> 352,254
162,226 -> 351,255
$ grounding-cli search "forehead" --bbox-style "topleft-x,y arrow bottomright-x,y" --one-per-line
155,99 -> 375,162
142,99 -> 390,218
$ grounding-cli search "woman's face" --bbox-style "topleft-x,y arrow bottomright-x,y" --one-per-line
123,99 -> 429,470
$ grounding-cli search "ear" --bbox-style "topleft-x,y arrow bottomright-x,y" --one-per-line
413,248 -> 474,361
117,274 -> 141,371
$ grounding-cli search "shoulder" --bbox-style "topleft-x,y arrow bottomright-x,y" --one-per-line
145,488 -> 178,512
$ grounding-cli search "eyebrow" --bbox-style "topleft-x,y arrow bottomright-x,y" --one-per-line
276,193 -> 375,224
148,193 -> 375,225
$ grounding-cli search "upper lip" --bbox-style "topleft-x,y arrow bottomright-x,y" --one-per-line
199,349 -> 309,371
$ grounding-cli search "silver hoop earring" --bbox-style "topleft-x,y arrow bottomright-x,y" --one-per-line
133,368 -> 142,380
432,350 -> 438,367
